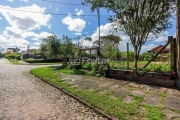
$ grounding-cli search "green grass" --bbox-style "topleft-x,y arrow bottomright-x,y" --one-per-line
30,62 -> 63,65
54,64 -> 93,76
110,61 -> 171,73
31,66 -> 164,120
8,59 -> 21,65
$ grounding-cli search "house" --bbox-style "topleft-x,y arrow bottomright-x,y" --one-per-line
21,49 -> 44,60
147,45 -> 170,61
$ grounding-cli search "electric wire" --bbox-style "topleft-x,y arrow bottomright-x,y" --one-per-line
0,6 -> 115,17
41,0 -> 82,5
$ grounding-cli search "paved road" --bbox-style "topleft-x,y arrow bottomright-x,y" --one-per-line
0,59 -> 106,120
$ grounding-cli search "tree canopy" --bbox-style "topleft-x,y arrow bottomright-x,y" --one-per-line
40,35 -> 75,64
82,0 -> 176,70
93,34 -> 121,59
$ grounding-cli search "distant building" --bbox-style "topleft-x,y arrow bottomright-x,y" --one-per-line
147,45 -> 170,57
21,49 -> 44,60
147,45 -> 170,61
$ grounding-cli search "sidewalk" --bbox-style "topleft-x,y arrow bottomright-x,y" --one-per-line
58,73 -> 180,120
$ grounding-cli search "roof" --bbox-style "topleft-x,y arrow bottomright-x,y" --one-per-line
147,45 -> 163,52
147,45 -> 170,52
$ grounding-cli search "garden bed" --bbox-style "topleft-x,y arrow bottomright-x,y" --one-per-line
110,61 -> 170,72
108,69 -> 175,87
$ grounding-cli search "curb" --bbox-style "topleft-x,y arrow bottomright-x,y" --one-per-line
30,72 -> 114,120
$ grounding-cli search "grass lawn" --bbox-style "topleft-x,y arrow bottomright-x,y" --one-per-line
29,62 -> 63,65
8,59 -> 22,65
31,66 -> 164,120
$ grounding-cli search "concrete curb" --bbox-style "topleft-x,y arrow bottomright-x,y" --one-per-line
31,72 -> 114,120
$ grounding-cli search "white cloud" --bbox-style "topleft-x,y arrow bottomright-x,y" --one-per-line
21,0 -> 28,2
141,44 -> 158,53
75,8 -> 84,16
0,4 -> 51,31
0,35 -> 29,51
88,22 -> 91,25
153,36 -> 168,42
0,17 -> 2,20
173,33 -> 176,38
33,42 -> 41,46
62,15 -> 86,33
74,32 -> 82,36
76,23 -> 130,52
8,0 -> 13,2
0,4 -> 52,51
30,32 -> 53,41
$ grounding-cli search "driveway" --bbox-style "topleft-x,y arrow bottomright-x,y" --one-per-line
0,58 -> 106,120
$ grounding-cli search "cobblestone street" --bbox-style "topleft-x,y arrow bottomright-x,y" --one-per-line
0,59 -> 106,120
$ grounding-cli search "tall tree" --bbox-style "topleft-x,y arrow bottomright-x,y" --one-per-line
59,35 -> 75,65
93,34 -> 121,59
40,34 -> 60,59
40,35 -> 75,64
82,0 -> 176,70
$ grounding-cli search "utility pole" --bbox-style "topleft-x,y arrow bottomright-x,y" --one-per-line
97,7 -> 100,65
177,0 -> 180,88
98,7 -> 100,51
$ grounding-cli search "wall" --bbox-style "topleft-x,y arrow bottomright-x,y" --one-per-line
108,69 -> 175,87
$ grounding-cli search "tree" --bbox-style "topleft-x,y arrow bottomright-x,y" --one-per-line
40,34 -> 60,59
59,35 -> 75,65
30,49 -> 40,59
40,35 -> 75,65
5,51 -> 19,61
82,0 -> 176,71
93,34 -> 121,59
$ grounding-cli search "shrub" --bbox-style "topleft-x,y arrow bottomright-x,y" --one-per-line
142,52 -> 154,61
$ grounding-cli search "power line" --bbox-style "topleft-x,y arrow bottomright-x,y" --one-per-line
41,0 -> 82,5
0,6 -> 115,17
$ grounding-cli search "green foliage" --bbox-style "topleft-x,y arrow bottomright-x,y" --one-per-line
41,34 -> 60,59
40,34 -> 75,64
82,63 -> 91,70
5,51 -> 19,60
145,105 -> 163,120
142,52 -> 154,61
110,61 -> 171,72
82,0 -> 176,70
93,34 -> 121,59
166,53 -> 170,57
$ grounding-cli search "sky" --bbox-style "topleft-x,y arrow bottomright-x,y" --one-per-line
0,0 -> 177,53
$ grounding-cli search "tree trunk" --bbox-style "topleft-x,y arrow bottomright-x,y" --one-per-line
134,47 -> 138,70
133,46 -> 139,78
63,57 -> 67,65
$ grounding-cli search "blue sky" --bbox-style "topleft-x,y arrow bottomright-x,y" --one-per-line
0,0 -> 176,53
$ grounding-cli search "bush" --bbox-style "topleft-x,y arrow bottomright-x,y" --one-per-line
82,63 -> 91,70
26,58 -> 63,63
142,52 -> 154,61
